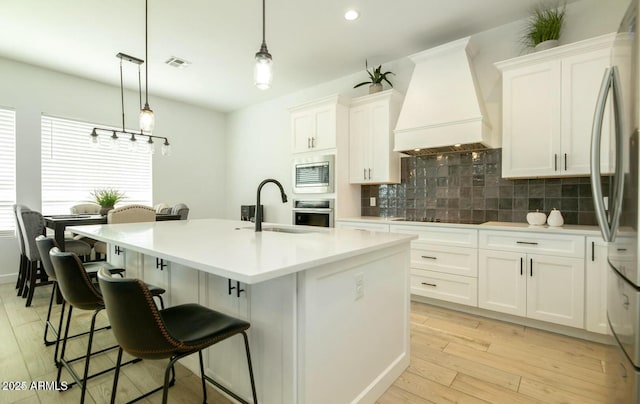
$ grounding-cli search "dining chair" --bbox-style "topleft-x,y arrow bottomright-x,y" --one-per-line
171,203 -> 189,220
94,204 -> 156,257
98,268 -> 258,404
70,203 -> 101,214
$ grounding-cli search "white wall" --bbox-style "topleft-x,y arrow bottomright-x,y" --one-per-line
224,0 -> 628,223
0,57 -> 225,281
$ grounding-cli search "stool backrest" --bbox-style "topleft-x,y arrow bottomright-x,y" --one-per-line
107,205 -> 155,224
17,207 -> 44,261
171,203 -> 189,220
153,203 -> 170,214
35,236 -> 58,280
97,268 -> 182,359
12,204 -> 29,255
49,247 -> 102,310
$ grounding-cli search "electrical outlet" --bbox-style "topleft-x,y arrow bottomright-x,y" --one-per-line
354,273 -> 364,300
370,197 -> 376,207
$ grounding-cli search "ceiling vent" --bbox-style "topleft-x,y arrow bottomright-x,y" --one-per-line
165,56 -> 191,69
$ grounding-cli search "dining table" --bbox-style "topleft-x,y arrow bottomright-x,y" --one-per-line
44,213 -> 181,251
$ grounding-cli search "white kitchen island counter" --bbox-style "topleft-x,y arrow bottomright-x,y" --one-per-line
69,219 -> 416,404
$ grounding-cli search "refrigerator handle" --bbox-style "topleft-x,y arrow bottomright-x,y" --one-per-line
590,67 -> 613,242
609,66 -> 625,242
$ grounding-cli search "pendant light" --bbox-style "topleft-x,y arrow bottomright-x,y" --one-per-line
254,0 -> 272,90
139,0 -> 155,131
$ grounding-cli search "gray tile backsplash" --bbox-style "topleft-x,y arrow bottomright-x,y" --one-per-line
361,149 -> 609,225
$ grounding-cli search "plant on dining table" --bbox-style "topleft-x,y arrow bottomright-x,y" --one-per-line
91,188 -> 125,211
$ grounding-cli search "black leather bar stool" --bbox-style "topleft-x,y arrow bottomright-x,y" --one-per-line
35,236 -> 128,365
49,248 -> 166,404
97,268 -> 259,404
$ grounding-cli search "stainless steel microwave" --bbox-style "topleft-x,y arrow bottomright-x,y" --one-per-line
292,155 -> 334,194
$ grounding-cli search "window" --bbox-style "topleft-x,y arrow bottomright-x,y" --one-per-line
0,108 -> 16,236
41,115 -> 152,214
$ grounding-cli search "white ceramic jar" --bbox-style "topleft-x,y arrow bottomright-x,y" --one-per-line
547,208 -> 564,227
526,210 -> 547,225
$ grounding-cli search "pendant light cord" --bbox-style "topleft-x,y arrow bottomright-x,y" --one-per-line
120,58 -> 125,132
262,0 -> 266,47
144,0 -> 149,106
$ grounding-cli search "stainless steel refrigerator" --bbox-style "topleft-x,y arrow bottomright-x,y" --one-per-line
591,0 -> 640,401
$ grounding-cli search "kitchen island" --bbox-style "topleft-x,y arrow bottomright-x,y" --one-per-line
69,219 -> 415,404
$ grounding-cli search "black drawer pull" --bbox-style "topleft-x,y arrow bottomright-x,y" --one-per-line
592,241 -> 595,262
530,258 -> 533,277
155,258 -> 167,271
421,282 -> 437,287
520,257 -> 523,275
421,255 -> 437,260
114,245 -> 123,255
618,248 -> 628,251
516,241 -> 538,245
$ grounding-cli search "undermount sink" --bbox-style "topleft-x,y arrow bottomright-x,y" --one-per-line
241,226 -> 318,234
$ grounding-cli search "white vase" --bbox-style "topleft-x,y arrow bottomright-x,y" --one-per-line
547,208 -> 564,227
534,39 -> 559,52
526,210 -> 547,226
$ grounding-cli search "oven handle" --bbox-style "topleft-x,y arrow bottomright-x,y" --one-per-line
293,208 -> 334,213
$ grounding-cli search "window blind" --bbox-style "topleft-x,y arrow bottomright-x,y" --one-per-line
41,115 -> 152,215
0,108 -> 16,236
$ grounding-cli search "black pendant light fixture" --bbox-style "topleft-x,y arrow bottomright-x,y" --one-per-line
254,0 -> 273,90
139,0 -> 155,131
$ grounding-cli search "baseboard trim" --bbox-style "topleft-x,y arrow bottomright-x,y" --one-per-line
0,273 -> 17,285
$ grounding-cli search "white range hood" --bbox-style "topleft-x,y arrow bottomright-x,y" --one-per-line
394,37 -> 494,155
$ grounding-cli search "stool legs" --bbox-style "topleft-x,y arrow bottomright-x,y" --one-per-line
242,331 -> 258,404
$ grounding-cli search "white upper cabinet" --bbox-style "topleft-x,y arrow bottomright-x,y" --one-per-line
348,89 -> 403,184
289,94 -> 349,154
496,34 -> 615,178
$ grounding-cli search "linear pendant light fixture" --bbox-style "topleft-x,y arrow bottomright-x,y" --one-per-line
254,0 -> 273,90
139,0 -> 155,131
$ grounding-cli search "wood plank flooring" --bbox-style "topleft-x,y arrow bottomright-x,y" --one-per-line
0,283 -> 617,403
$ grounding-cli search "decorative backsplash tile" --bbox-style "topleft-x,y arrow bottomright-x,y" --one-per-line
361,149 -> 609,225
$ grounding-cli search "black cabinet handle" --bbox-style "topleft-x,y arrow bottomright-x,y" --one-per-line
421,255 -> 437,260
517,241 -> 538,245
564,153 -> 567,170
530,258 -> 533,277
618,248 -> 628,251
421,282 -> 437,287
591,241 -> 595,262
156,258 -> 167,271
520,257 -> 523,275
554,154 -> 558,171
227,279 -> 245,297
114,245 -> 123,255
363,168 -> 366,180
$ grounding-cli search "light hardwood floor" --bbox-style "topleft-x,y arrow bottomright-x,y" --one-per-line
0,282 -> 616,403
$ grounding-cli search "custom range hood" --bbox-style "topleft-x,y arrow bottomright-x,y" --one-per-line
394,37 -> 495,155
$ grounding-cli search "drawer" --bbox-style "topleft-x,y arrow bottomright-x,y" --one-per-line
389,224 -> 477,248
335,222 -> 390,232
411,245 -> 478,277
479,230 -> 584,258
411,270 -> 478,307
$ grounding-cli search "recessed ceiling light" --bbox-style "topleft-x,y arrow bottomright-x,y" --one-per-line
344,9 -> 359,21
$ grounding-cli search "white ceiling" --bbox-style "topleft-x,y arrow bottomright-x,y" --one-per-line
1,0 -> 564,112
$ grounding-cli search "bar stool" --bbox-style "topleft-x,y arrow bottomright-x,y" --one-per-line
17,207 -> 92,307
35,236 -> 128,364
49,248 -> 166,404
97,268 -> 258,404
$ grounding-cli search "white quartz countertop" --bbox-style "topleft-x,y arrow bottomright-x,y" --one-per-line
69,219 -> 416,284
337,217 -> 603,236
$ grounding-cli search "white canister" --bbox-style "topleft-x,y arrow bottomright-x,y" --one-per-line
547,208 -> 564,227
526,210 -> 547,225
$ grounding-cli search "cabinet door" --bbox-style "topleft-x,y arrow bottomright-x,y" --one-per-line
586,237 -> 609,334
526,254 -> 585,328
291,111 -> 313,153
369,100 -> 394,183
349,104 -> 369,183
312,105 -> 335,151
502,61 -> 561,178
478,250 -> 526,316
141,255 -> 170,302
561,48 -> 613,175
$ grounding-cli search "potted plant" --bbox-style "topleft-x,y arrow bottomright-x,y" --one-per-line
91,188 -> 125,216
521,2 -> 565,52
353,60 -> 395,94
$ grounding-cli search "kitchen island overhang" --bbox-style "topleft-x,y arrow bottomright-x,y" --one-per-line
69,219 -> 416,404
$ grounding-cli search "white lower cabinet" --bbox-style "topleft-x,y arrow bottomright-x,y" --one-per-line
411,270 -> 478,306
478,249 -> 585,328
585,237 -> 609,334
335,221 -> 390,232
